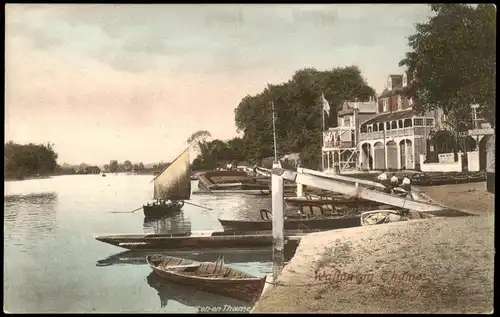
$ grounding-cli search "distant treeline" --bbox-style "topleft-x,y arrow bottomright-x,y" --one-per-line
4,141 -> 58,179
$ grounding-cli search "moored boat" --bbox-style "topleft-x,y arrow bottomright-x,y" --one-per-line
146,254 -> 266,303
218,215 -> 361,232
94,230 -> 308,251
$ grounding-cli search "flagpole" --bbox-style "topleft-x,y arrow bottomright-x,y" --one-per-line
272,100 -> 278,164
321,94 -> 325,171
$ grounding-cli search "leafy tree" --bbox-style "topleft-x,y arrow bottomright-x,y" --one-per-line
399,4 -> 496,128
109,160 -> 118,173
4,141 -> 59,178
138,162 -> 144,170
187,130 -> 212,156
123,160 -> 133,172
234,66 -> 376,169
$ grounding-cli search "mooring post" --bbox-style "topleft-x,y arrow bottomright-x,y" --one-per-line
296,167 -> 304,197
271,168 -> 285,281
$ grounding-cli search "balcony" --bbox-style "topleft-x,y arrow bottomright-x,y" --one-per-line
359,127 -> 415,141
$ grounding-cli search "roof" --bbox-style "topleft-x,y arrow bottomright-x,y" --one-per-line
378,87 -> 404,98
360,109 -> 414,126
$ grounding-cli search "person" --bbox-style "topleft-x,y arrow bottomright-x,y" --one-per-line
401,175 -> 411,192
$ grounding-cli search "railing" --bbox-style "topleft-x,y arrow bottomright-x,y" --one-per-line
323,141 -> 356,148
359,127 -> 415,141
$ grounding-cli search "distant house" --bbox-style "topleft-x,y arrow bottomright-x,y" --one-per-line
84,166 -> 101,174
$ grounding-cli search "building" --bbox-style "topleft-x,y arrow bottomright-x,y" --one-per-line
358,72 -> 443,171
322,99 -> 377,173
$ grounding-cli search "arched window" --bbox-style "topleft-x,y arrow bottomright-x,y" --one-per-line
391,121 -> 398,129
386,122 -> 391,130
404,118 -> 413,127
398,120 -> 403,129
378,122 -> 384,131
373,124 -> 378,132
360,125 -> 367,133
368,125 -> 372,133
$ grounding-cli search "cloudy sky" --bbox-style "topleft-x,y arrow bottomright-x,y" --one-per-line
5,4 -> 433,165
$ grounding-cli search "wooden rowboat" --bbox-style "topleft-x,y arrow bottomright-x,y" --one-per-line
146,254 -> 266,303
218,215 -> 361,232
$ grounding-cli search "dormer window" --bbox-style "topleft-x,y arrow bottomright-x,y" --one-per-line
387,77 -> 392,91
383,99 -> 388,112
397,96 -> 402,110
402,72 -> 408,87
408,97 -> 414,107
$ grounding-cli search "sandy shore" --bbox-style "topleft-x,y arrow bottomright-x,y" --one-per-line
253,184 -> 494,313
417,182 -> 494,216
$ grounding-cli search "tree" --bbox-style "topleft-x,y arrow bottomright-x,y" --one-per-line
187,130 -> 212,156
109,160 -> 118,173
4,141 -> 59,178
103,164 -> 109,172
399,4 -> 496,128
138,162 -> 144,170
123,160 -> 133,172
234,66 -> 376,169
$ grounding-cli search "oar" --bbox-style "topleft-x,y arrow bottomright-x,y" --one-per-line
110,206 -> 143,214
184,201 -> 213,210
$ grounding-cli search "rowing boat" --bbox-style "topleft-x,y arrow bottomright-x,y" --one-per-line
146,255 -> 266,303
218,215 -> 361,231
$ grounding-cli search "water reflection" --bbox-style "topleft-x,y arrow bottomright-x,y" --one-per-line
143,213 -> 192,235
96,248 -> 277,267
4,193 -> 58,249
146,272 -> 252,313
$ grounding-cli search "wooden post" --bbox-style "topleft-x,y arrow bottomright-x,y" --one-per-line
271,170 -> 285,281
296,167 -> 304,197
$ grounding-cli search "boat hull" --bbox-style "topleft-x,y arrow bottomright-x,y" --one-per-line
147,255 -> 266,303
94,231 -> 307,251
143,201 -> 184,218
219,216 -> 361,232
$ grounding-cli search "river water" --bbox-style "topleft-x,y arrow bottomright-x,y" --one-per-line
4,174 -> 280,313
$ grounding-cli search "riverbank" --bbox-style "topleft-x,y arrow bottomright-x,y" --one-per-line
253,185 -> 494,313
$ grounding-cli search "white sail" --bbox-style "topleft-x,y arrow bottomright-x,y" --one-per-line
153,148 -> 191,201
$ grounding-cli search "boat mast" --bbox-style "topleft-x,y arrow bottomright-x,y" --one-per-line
272,100 -> 278,164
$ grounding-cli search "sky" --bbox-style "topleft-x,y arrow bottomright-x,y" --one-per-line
5,4 -> 433,165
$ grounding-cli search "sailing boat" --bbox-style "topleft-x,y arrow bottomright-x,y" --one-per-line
143,148 -> 191,218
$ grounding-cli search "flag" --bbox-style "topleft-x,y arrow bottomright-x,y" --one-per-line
321,93 -> 330,116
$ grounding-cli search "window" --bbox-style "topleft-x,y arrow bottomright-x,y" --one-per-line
386,122 -> 391,130
368,125 -> 372,133
391,121 -> 398,129
378,122 -> 384,131
402,72 -> 408,87
383,99 -> 388,112
408,97 -> 414,106
397,96 -> 402,110
344,116 -> 351,126
387,77 -> 392,91
414,118 -> 424,126
373,124 -> 378,132
398,120 -> 403,129
425,118 -> 434,126
404,118 -> 413,127
360,125 -> 367,133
